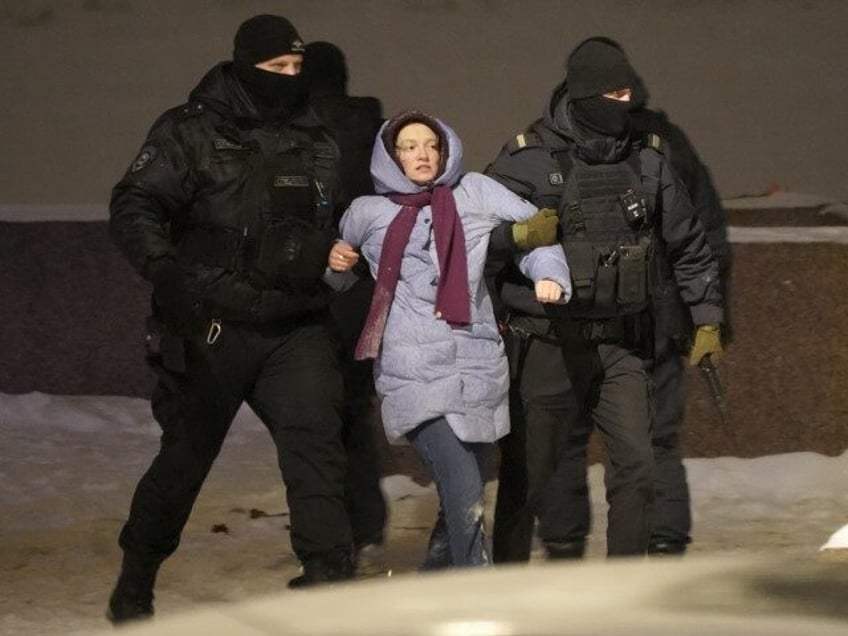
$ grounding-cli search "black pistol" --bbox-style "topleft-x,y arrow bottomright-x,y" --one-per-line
698,354 -> 727,425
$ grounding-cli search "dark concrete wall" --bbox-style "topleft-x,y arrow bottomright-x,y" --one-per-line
0,222 -> 152,398
681,239 -> 848,459
3,213 -> 846,461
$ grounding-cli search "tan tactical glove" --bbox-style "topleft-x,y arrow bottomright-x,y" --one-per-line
688,324 -> 723,366
512,208 -> 559,250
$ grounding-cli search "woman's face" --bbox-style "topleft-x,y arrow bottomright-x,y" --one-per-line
394,123 -> 441,185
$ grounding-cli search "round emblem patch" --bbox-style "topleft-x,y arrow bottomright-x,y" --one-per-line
130,146 -> 157,173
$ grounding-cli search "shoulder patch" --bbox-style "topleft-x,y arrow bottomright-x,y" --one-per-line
506,132 -> 542,155
643,132 -> 665,154
130,145 -> 157,173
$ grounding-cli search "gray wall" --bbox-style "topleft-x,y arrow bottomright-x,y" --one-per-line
2,0 -> 847,211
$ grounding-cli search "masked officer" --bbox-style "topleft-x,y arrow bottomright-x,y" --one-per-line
536,38 -> 733,558
106,14 -> 355,624
485,37 -> 725,558
303,41 -> 389,573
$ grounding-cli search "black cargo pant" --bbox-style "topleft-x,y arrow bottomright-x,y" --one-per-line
329,275 -> 388,548
493,332 -> 584,562
118,314 -> 352,567
648,330 -> 690,546
494,322 -> 655,558
539,324 -> 689,550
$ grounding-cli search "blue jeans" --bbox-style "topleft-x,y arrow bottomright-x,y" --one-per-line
407,417 -> 491,568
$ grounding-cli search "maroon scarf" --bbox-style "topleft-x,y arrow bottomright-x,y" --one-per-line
354,185 -> 470,360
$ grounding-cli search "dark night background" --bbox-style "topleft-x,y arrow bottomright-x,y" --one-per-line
2,0 -> 848,204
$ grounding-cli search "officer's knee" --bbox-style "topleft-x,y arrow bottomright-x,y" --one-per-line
652,432 -> 680,451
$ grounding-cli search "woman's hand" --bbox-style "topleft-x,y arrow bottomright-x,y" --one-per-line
535,279 -> 564,303
328,241 -> 360,272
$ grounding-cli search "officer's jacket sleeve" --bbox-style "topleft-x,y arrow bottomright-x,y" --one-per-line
109,111 -> 196,280
465,173 -> 571,301
484,143 -> 539,204
661,119 -> 730,274
658,157 -> 724,326
483,141 -> 547,258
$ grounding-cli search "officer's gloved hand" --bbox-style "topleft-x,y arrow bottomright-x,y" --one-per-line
149,259 -> 196,334
512,208 -> 559,250
688,323 -> 723,366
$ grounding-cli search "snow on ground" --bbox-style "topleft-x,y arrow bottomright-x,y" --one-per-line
1,392 -> 846,636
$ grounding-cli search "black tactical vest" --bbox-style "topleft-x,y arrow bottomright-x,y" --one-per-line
250,127 -> 337,291
180,116 -> 338,292
555,142 -> 662,320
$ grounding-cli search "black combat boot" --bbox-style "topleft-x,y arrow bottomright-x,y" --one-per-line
354,542 -> 390,577
288,547 -> 355,589
543,539 -> 586,561
106,554 -> 159,625
647,539 -> 689,556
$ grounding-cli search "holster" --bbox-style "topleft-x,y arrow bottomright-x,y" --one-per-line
145,314 -> 186,376
502,313 -> 559,382
502,329 -> 527,382
575,312 -> 654,358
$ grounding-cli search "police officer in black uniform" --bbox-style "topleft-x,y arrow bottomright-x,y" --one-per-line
489,39 -> 732,562
535,38 -> 733,558
303,41 -> 388,570
106,15 -> 354,624
485,37 -> 725,558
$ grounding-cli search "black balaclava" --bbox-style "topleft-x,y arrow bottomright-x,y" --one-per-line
232,14 -> 307,121
565,37 -> 642,137
303,41 -> 348,97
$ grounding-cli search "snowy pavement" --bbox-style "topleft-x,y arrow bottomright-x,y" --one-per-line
1,392 -> 847,635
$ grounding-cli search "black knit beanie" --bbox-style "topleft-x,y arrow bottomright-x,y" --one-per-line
303,41 -> 348,95
232,14 -> 305,65
566,37 -> 640,99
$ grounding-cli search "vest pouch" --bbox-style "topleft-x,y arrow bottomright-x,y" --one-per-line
268,149 -> 314,224
617,244 -> 647,305
595,261 -> 617,309
563,240 -> 597,310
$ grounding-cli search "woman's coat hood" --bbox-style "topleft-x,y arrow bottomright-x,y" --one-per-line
370,115 -> 464,195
